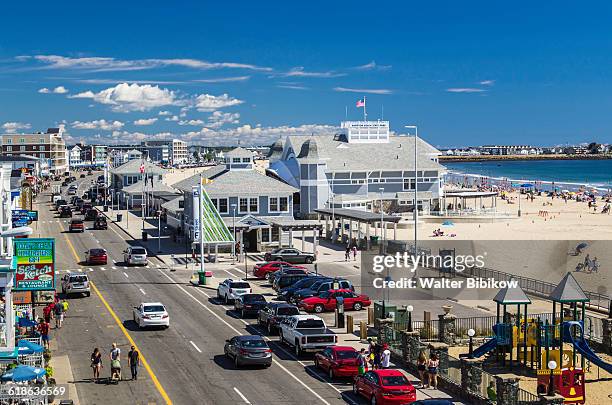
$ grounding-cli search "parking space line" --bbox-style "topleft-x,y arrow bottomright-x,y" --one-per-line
123,272 -> 129,278
111,266 -> 117,270
139,288 -> 146,295
101,267 -> 106,271
233,387 -> 251,404
189,340 -> 202,353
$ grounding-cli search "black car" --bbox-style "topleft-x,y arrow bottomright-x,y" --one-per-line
257,302 -> 300,334
80,173 -> 86,178
85,209 -> 98,221
234,293 -> 267,318
81,203 -> 92,214
289,278 -> 354,304
264,248 -> 315,264
55,199 -> 68,210
59,206 -> 72,218
278,276 -> 330,302
93,217 -> 107,230
272,272 -> 312,292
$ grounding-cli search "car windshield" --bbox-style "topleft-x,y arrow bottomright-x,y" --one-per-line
131,248 -> 147,255
241,339 -> 267,348
143,305 -> 165,313
243,294 -> 265,303
69,276 -> 88,283
71,220 -> 83,224
230,282 -> 250,289
296,319 -> 325,328
380,375 -> 409,386
277,306 -> 299,316
335,350 -> 358,359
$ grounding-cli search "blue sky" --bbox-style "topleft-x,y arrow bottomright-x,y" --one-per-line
2,1 -> 612,147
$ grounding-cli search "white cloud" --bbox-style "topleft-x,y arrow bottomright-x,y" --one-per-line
1,122 -> 31,133
277,85 -> 309,90
133,118 -> 158,126
178,119 -> 204,126
158,110 -> 172,116
52,86 -> 69,94
333,87 -> 393,95
165,115 -> 179,122
69,83 -> 178,112
71,119 -> 124,131
195,93 -> 244,112
206,111 -> 240,129
38,88 -> 50,94
193,76 -> 251,83
446,88 -> 486,93
26,55 -> 272,72
353,61 -> 392,71
276,67 -> 345,78
479,80 -> 495,86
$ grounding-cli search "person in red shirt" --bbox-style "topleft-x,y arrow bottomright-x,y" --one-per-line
37,319 -> 50,349
43,304 -> 53,324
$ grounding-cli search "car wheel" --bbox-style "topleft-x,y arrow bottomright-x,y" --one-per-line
295,342 -> 301,357
264,363 -> 271,368
216,289 -> 220,299
329,368 -> 334,380
353,302 -> 363,311
241,310 -> 245,318
224,294 -> 229,304
279,331 -> 285,344
370,395 -> 377,405
275,257 -> 283,262
314,304 -> 324,313
306,257 -> 313,264
86,292 -> 90,297
314,357 -> 319,368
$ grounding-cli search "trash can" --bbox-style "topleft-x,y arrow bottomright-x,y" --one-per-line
104,205 -> 108,212
142,232 -> 148,241
116,214 -> 123,222
198,271 -> 206,285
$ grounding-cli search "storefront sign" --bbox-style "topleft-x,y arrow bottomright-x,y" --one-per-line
32,290 -> 55,305
13,239 -> 55,291
12,291 -> 32,305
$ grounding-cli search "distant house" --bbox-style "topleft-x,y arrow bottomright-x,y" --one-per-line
109,159 -> 166,190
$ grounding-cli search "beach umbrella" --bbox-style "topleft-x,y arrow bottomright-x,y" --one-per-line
1,365 -> 46,382
17,318 -> 37,328
576,242 -> 589,251
17,340 -> 44,355
520,183 -> 534,188
442,220 -> 454,227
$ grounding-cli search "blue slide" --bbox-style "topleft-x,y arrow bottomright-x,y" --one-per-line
472,337 -> 497,358
563,321 -> 612,374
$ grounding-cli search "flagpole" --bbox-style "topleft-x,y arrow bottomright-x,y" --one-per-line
198,174 -> 205,274
363,96 -> 367,121
141,159 -> 145,232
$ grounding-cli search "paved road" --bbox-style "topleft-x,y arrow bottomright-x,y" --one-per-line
38,177 -> 364,405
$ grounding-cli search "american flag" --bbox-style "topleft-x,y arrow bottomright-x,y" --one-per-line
139,162 -> 145,174
356,99 -> 365,108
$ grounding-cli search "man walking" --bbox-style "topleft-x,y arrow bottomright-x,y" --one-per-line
128,346 -> 140,380
53,300 -> 64,329
62,299 -> 69,318
38,319 -> 50,349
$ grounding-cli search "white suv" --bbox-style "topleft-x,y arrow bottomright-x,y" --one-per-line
217,279 -> 251,304
61,273 -> 90,297
123,247 -> 148,266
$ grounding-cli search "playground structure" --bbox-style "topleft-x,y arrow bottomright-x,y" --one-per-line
469,272 -> 612,404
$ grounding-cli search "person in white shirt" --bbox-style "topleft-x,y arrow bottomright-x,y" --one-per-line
381,344 -> 391,369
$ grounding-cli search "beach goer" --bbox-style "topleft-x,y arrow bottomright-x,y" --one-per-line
128,346 -> 140,380
53,300 -> 64,329
417,351 -> 427,388
345,246 -> 350,262
381,344 -> 391,369
373,343 -> 382,369
43,304 -> 53,324
352,245 -> 358,261
91,348 -> 102,382
62,300 -> 69,317
110,343 -> 121,381
427,353 -> 440,389
38,319 -> 50,349
357,348 -> 367,375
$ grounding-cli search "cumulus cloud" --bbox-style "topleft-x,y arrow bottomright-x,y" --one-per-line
194,93 -> 244,112
1,122 -> 31,133
206,111 -> 240,129
133,118 -> 158,126
165,115 -> 179,122
333,87 -> 393,95
446,88 -> 486,93
38,86 -> 69,94
178,119 -> 205,126
158,110 -> 172,116
71,119 -> 124,131
69,83 -> 178,112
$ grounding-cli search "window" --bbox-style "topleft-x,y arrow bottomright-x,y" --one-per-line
40,145 -> 45,151
40,153 -> 45,158
32,145 -> 37,150
211,198 -> 228,214
39,138 -> 45,143
403,178 -> 416,190
20,145 -> 25,151
269,196 -> 289,212
19,138 -> 25,143
239,197 -> 248,213
6,146 -> 11,152
232,157 -> 241,163
5,138 -> 11,144
242,157 -> 250,163
269,197 -> 278,212
249,197 -> 258,212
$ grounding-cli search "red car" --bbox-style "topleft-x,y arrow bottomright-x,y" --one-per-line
252,261 -> 304,279
86,248 -> 107,265
353,369 -> 417,405
314,346 -> 360,379
298,289 -> 371,313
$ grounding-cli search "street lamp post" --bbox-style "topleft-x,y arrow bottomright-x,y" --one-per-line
231,204 -> 237,264
157,210 -> 162,253
547,360 -> 557,395
468,328 -> 476,358
405,125 -> 418,273
407,305 -> 414,332
379,187 -> 384,253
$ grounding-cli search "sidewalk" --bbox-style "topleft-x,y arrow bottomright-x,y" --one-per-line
50,335 -> 80,405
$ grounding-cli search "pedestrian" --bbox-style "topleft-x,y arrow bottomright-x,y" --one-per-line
373,342 -> 382,369
427,353 -> 439,389
487,380 -> 497,403
357,348 -> 367,375
38,318 -> 50,350
110,343 -> 121,381
43,304 -> 52,325
62,299 -> 69,317
417,351 -> 427,388
128,345 -> 140,380
367,338 -> 375,369
53,300 -> 64,329
345,246 -> 350,262
91,348 -> 102,383
381,344 -> 391,369
352,245 -> 358,261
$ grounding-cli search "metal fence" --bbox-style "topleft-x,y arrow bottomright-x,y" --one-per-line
517,387 -> 540,404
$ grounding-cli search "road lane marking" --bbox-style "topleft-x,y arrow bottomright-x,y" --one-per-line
155,269 -> 331,405
139,288 -> 146,295
189,341 -> 202,353
59,225 -> 173,405
123,272 -> 129,278
233,387 -> 251,404
88,268 -> 94,272
101,267 -> 106,271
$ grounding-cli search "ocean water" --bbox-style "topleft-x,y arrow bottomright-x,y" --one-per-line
444,159 -> 612,190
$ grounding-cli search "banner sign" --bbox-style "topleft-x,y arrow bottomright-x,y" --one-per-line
191,185 -> 234,244
12,210 -> 38,224
13,238 -> 55,291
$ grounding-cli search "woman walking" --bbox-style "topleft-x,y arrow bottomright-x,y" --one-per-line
91,348 -> 102,383
417,351 -> 427,388
427,353 -> 440,389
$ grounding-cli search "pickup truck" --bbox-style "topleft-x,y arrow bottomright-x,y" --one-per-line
278,314 -> 337,357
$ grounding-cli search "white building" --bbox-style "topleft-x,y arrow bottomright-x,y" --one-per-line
171,139 -> 188,165
69,145 -> 82,168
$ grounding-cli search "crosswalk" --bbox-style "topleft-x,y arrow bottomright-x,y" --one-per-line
171,254 -> 266,265
57,263 -> 164,274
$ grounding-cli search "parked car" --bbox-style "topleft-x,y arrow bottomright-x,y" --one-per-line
278,276 -> 329,302
353,370 -> 417,405
411,401 -> 454,405
264,248 -> 316,264
278,314 -> 336,356
314,346 -> 360,379
61,272 -> 90,297
217,279 -> 252,304
272,272 -> 312,293
67,188 -> 77,195
257,302 -> 300,334
252,261 -> 295,279
298,289 -> 371,313
69,219 -> 85,233
85,209 -> 98,221
86,248 -> 108,265
59,206 -> 72,218
123,247 -> 148,266
234,293 -> 267,318
224,335 -> 272,368
289,279 -> 354,304
93,217 -> 108,230
133,302 -> 169,329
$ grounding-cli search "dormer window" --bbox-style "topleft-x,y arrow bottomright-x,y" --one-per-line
232,158 -> 241,163
242,158 -> 250,163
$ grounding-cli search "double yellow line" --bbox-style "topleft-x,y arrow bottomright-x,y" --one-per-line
59,224 -> 172,404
